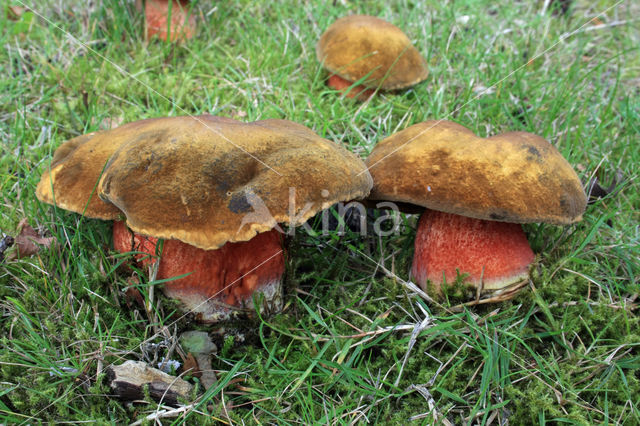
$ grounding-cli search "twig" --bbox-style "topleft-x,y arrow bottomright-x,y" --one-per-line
374,259 -> 437,305
394,303 -> 434,387
561,19 -> 634,38
408,384 -> 454,425
129,404 -> 192,426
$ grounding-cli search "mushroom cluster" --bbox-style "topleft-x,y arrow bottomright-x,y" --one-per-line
36,13 -> 589,317
37,115 -> 373,321
365,120 -> 587,297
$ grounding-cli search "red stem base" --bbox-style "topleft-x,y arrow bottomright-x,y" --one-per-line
411,210 -> 535,295
327,74 -> 376,100
145,0 -> 196,42
113,221 -> 285,322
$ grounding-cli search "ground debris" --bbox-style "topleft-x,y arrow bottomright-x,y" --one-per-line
180,331 -> 218,390
587,169 -> 624,205
106,360 -> 193,406
5,218 -> 56,261
6,5 -> 27,20
0,235 -> 15,263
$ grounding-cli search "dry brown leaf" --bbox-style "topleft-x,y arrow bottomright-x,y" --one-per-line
179,331 -> 217,390
124,286 -> 145,310
99,115 -> 125,130
6,5 -> 27,20
8,219 -> 56,260
181,353 -> 201,378
587,169 -> 624,205
198,358 -> 217,391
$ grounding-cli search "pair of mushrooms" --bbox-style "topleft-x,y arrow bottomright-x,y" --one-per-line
37,116 -> 586,321
142,10 -> 427,97
36,13 -> 585,320
316,16 -> 586,293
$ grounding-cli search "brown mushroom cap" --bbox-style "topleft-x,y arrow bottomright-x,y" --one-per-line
316,15 -> 428,90
35,118 -> 180,219
365,120 -> 587,225
97,115 -> 373,250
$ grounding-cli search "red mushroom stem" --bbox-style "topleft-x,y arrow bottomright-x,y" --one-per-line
145,0 -> 196,42
113,221 -> 285,321
411,210 -> 535,294
327,74 -> 375,100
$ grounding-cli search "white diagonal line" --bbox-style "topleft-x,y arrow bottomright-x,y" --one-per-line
162,247 -> 285,320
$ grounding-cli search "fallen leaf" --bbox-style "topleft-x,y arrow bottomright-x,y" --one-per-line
232,110 -> 247,119
98,115 -> 125,130
587,169 -> 624,205
6,5 -> 26,20
8,219 -> 56,260
124,275 -> 146,310
180,331 -> 217,354
198,358 -> 217,391
181,353 -> 201,378
180,331 -> 217,390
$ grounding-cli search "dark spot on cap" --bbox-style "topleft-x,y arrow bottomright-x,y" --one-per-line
228,192 -> 252,213
524,144 -> 543,163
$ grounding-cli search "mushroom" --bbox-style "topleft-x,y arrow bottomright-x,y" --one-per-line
144,0 -> 196,42
37,115 -> 373,321
365,120 -> 587,297
316,15 -> 428,100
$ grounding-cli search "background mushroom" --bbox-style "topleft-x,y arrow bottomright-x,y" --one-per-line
365,120 -> 587,297
316,15 -> 428,100
141,0 -> 196,42
37,115 -> 373,322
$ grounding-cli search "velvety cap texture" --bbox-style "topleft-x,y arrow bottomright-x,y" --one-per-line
35,118 -> 180,219
97,115 -> 373,249
316,15 -> 428,90
366,120 -> 587,224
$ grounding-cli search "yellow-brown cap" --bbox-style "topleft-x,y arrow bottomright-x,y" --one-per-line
97,115 -> 373,250
316,15 -> 428,90
35,118 -> 176,219
365,120 -> 587,225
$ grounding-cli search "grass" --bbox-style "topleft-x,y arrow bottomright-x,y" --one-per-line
1,0 -> 639,423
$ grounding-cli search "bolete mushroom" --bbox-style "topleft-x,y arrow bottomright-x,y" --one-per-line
316,15 -> 428,100
365,120 -> 587,297
37,115 -> 373,321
